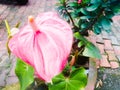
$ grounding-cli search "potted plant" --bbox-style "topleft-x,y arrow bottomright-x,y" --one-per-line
4,0 -> 120,90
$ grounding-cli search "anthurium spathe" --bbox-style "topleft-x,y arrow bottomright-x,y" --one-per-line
8,12 -> 73,82
78,0 -> 82,4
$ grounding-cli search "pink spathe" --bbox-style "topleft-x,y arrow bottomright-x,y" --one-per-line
78,0 -> 82,4
8,12 -> 73,82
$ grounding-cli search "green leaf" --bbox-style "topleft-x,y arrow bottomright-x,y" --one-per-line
86,4 -> 100,11
15,58 -> 34,90
112,5 -> 120,14
93,24 -> 101,35
60,0 -> 65,4
78,41 -> 84,47
90,0 -> 101,4
74,32 -> 87,42
81,23 -> 89,29
101,17 -> 111,30
83,42 -> 101,59
68,2 -> 78,7
80,8 -> 90,15
49,68 -> 87,90
80,16 -> 93,19
74,32 -> 101,59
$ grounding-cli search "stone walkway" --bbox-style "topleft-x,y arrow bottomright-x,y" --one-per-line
0,0 -> 120,90
88,17 -> 120,69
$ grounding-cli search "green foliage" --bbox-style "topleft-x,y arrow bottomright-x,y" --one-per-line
56,0 -> 120,35
74,32 -> 101,59
49,67 -> 87,90
15,58 -> 34,90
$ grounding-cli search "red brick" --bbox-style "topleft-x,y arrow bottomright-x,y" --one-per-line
104,40 -> 113,50
110,61 -> 119,68
100,55 -> 111,67
106,50 -> 119,68
106,50 -> 117,60
97,43 -> 105,54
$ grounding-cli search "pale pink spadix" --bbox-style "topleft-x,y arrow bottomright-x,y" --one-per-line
8,12 -> 73,82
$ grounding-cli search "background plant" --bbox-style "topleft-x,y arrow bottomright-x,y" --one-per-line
56,0 -> 120,35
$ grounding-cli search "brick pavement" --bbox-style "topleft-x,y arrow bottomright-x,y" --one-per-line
87,15 -> 120,69
94,17 -> 120,69
0,0 -> 120,89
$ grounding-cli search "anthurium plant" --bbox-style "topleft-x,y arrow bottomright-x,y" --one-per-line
4,0 -> 120,90
5,12 -> 87,90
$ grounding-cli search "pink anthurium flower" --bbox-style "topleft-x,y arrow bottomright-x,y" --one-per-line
8,12 -> 73,82
78,0 -> 82,4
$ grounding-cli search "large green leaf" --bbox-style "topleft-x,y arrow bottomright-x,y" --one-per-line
83,42 -> 101,59
15,58 -> 34,90
49,68 -> 87,90
74,32 -> 101,59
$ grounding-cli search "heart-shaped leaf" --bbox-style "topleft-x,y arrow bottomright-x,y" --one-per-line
15,58 -> 34,90
49,68 -> 87,90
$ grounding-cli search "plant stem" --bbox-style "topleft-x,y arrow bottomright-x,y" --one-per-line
63,2 -> 75,26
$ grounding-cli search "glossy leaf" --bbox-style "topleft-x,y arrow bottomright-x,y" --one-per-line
93,24 -> 101,34
101,17 -> 111,30
90,0 -> 101,4
15,58 -> 34,90
83,42 -> 101,59
49,68 -> 87,90
80,8 -> 90,15
78,41 -> 84,47
74,32 -> 101,59
68,2 -> 78,7
86,4 -> 100,11
80,16 -> 92,19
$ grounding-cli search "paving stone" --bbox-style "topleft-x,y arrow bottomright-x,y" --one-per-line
110,36 -> 120,45
96,34 -> 104,44
102,31 -> 110,39
113,46 -> 120,56
116,55 -> 120,62
0,55 -> 11,69
110,62 -> 119,68
100,55 -> 111,67
104,40 -> 113,50
6,76 -> 18,85
0,72 -> 6,87
105,50 -> 119,68
0,5 -> 8,14
96,43 -> 105,54
8,60 -> 16,77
